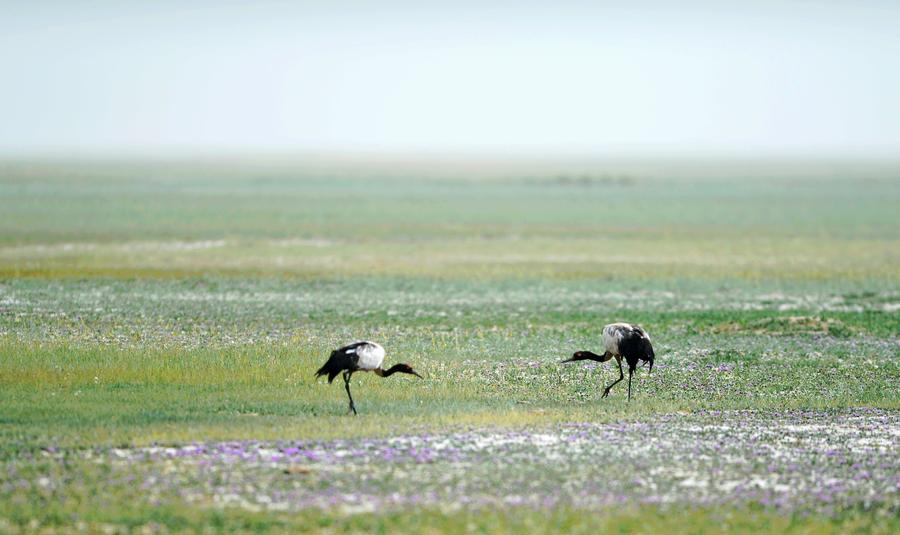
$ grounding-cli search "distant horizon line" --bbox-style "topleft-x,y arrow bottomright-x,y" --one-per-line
1,148 -> 899,164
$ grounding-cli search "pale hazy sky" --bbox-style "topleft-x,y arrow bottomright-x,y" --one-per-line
1,1 -> 899,156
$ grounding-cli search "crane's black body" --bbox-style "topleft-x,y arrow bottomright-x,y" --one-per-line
315,341 -> 370,383
315,341 -> 421,415
562,323 -> 655,401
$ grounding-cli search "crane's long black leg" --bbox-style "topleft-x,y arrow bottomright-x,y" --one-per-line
627,368 -> 633,402
343,371 -> 357,415
602,358 -> 625,398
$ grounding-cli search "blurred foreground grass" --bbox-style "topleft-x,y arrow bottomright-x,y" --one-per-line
3,503 -> 896,534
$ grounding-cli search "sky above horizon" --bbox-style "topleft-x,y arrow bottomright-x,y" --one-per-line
1,1 -> 899,157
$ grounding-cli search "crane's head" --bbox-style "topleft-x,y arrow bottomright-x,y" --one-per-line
641,349 -> 655,374
383,363 -> 424,378
561,351 -> 589,363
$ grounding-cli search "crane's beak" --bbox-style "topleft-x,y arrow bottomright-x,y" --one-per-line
412,370 -> 424,379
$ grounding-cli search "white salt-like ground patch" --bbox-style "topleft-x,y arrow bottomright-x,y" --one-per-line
0,239 -> 228,256
266,238 -> 338,248
119,240 -> 227,252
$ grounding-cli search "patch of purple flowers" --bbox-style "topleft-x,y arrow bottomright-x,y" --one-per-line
5,408 -> 896,517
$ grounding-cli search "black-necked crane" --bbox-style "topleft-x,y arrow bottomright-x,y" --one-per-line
561,322 -> 655,401
314,341 -> 422,415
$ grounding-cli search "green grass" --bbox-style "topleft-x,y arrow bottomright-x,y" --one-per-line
1,323 -> 897,455
0,159 -> 898,532
3,503 -> 897,534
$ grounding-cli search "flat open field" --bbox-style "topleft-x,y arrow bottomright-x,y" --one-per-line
1,159 -> 898,533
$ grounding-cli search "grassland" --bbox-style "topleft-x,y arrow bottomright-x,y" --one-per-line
0,158 -> 898,533
2,158 -> 898,280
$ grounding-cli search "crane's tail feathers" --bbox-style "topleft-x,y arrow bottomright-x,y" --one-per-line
314,350 -> 345,383
314,365 -> 341,383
